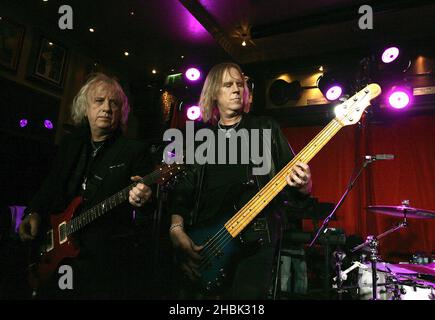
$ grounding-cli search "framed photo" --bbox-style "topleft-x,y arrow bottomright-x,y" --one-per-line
33,38 -> 67,88
0,18 -> 25,71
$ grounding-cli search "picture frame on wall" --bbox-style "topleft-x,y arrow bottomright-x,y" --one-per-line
0,17 -> 25,72
33,37 -> 67,89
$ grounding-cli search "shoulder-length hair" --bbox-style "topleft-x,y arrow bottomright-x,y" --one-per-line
199,62 -> 250,124
71,73 -> 130,131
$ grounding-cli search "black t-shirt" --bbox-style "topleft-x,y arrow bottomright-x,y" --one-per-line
193,117 -> 260,223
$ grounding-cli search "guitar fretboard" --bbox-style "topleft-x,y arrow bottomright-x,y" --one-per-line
223,83 -> 381,237
65,170 -> 161,236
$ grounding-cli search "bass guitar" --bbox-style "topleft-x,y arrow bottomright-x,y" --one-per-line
188,84 -> 382,292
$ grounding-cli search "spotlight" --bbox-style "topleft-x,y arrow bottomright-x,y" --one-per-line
186,105 -> 201,120
269,79 -> 302,105
185,67 -> 201,82
378,45 -> 411,73
317,72 -> 346,101
381,47 -> 399,64
19,119 -> 28,128
386,86 -> 412,109
44,120 -> 54,129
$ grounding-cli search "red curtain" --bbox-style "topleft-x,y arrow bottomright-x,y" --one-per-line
282,114 -> 435,261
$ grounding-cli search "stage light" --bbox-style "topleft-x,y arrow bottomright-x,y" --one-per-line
317,72 -> 346,101
377,45 -> 411,73
186,105 -> 201,120
381,47 -> 399,64
185,68 -> 201,81
387,86 -> 412,109
44,120 -> 54,129
19,119 -> 28,128
269,79 -> 302,105
89,28 -> 95,33
325,85 -> 343,101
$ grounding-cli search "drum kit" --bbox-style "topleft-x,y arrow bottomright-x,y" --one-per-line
333,200 -> 435,300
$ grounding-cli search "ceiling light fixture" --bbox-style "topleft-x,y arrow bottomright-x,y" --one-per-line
124,51 -> 129,56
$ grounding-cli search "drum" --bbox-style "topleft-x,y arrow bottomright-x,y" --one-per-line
357,263 -> 388,300
357,262 -> 417,300
396,278 -> 435,300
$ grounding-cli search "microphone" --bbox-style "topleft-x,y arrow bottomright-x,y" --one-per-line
365,154 -> 395,161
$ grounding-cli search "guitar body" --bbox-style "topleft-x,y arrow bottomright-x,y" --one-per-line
25,163 -> 185,294
189,182 -> 266,293
28,196 -> 82,290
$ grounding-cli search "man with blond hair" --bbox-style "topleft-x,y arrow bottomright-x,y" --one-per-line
168,63 -> 312,299
19,73 -> 153,299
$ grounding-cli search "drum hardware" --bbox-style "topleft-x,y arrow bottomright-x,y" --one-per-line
333,261 -> 366,282
350,200 -> 435,300
333,250 -> 346,299
351,200 -> 414,299
309,155 -> 374,248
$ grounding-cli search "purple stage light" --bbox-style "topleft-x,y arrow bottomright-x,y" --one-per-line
44,120 -> 54,129
382,47 -> 400,64
185,68 -> 201,81
388,89 -> 410,109
325,85 -> 343,101
19,119 -> 28,128
186,105 -> 201,120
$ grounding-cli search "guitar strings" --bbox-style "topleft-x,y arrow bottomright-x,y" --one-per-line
198,92 -> 369,270
66,165 -> 180,236
225,92 -> 366,237
199,121 -> 342,260
198,120 -> 343,271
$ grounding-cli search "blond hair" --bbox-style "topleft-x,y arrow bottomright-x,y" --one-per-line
199,63 -> 250,123
71,73 -> 130,131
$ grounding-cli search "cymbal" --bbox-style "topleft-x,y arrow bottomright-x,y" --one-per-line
374,262 -> 417,275
367,205 -> 435,219
395,263 -> 435,277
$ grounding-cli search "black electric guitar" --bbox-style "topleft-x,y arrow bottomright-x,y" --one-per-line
188,84 -> 382,292
27,163 -> 184,292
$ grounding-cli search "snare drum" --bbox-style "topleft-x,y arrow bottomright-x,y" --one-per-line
398,280 -> 435,300
357,263 -> 388,300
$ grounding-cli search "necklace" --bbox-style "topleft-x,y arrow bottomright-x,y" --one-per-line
217,117 -> 242,138
91,140 -> 105,158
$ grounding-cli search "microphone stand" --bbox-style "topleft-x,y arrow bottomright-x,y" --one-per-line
309,157 -> 372,248
308,157 -> 373,299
